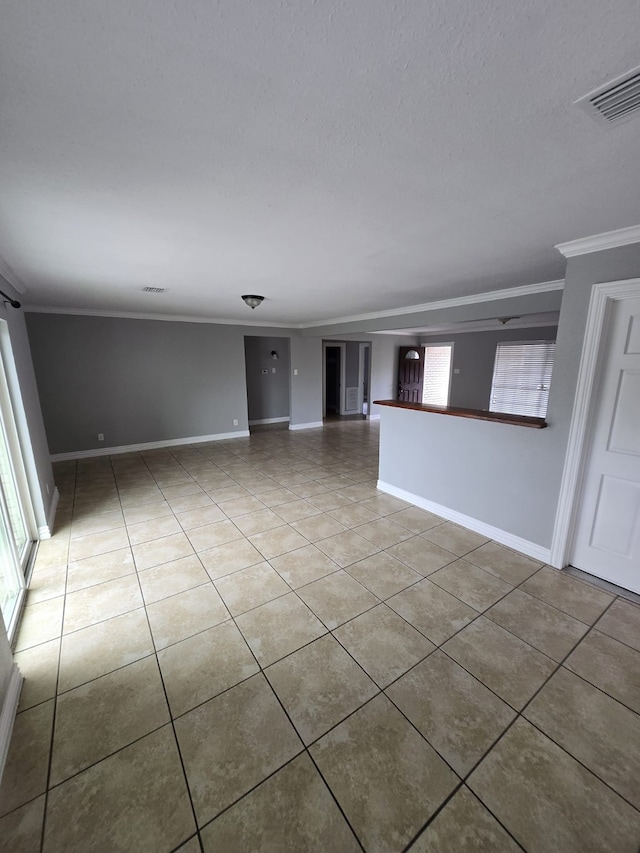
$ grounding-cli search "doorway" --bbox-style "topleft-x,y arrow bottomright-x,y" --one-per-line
323,343 -> 344,417
569,288 -> 640,592
553,278 -> 640,594
397,346 -> 425,402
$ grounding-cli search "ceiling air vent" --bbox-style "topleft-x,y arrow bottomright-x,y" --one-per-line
142,286 -> 166,293
575,65 -> 640,126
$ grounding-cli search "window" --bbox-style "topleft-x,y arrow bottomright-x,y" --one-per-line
490,341 -> 555,417
422,343 -> 453,406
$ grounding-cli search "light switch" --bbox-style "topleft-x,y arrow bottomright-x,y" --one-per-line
272,367 -> 276,373
294,368 -> 298,375
454,368 -> 460,374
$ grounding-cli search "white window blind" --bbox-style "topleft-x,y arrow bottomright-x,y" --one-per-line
422,344 -> 453,406
490,341 -> 555,417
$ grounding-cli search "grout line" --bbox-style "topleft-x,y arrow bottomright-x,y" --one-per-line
38,456 -> 75,853
115,453 -> 203,847
35,424 -> 639,849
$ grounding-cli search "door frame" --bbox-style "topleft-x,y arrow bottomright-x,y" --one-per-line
423,341 -> 455,406
357,342 -> 371,417
322,341 -> 347,417
550,277 -> 640,569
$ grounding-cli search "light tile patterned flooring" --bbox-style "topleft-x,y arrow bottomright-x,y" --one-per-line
1,420 -> 640,851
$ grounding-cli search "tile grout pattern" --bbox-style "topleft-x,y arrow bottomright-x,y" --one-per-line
1,420 -> 639,852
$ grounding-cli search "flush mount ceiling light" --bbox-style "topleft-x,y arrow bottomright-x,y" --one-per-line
242,294 -> 264,309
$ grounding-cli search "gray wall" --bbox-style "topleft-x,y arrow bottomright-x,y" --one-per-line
345,342 -> 360,390
26,314 -> 257,454
244,336 -> 290,423
420,326 -> 558,410
379,243 -> 640,548
289,336 -> 323,426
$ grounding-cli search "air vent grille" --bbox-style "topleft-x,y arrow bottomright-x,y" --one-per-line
142,287 -> 166,293
576,65 -> 640,125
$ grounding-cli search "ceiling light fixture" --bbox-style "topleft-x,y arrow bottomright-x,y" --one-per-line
242,294 -> 264,310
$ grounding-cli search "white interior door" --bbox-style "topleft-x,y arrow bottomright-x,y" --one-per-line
571,295 -> 640,593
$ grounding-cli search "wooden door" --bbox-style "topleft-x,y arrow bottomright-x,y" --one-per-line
571,295 -> 640,593
398,347 -> 424,402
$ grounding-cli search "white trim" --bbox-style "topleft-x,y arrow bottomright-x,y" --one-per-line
289,421 -> 324,431
298,280 -> 565,329
25,305 -> 292,329
555,225 -> 640,258
0,664 -> 23,783
368,413 -> 381,420
26,280 -> 564,331
378,480 -> 551,564
357,342 -> 371,416
248,416 -> 290,426
550,277 -> 640,568
50,430 -> 251,461
38,486 -> 60,539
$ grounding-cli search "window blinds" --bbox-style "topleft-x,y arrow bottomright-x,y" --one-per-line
422,344 -> 453,406
489,341 -> 555,418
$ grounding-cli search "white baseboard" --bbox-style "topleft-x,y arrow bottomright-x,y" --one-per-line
38,486 -> 60,539
289,421 -> 324,431
248,417 -> 290,426
369,414 -> 381,420
50,431 -> 251,461
0,664 -> 23,784
377,480 -> 551,564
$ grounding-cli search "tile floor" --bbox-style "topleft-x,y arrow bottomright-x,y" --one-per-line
1,420 -> 640,852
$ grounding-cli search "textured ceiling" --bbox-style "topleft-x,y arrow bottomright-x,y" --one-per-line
1,0 -> 639,325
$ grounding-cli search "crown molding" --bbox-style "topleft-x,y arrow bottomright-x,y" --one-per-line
0,256 -> 26,294
24,305 -> 292,328
555,225 -> 640,258
24,278 -> 564,330
296,280 -> 564,329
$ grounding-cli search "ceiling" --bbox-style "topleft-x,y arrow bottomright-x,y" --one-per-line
376,312 -> 561,337
1,0 -> 639,327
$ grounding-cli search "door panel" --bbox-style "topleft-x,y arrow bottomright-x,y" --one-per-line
590,476 -> 640,556
608,370 -> 640,454
571,296 -> 640,593
398,347 -> 425,403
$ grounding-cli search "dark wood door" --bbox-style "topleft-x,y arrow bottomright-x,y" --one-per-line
398,347 -> 424,402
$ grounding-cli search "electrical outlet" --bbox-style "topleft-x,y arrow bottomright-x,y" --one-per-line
261,368 -> 268,375
46,483 -> 50,495
98,433 -> 104,441
233,419 -> 239,426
